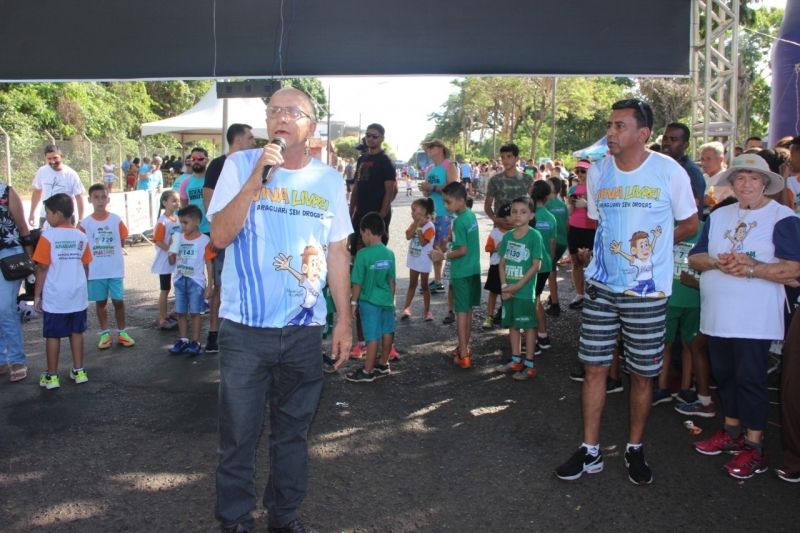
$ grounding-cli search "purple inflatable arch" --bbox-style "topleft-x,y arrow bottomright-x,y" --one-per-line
769,0 -> 800,141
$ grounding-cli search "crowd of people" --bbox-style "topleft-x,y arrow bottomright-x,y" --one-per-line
1,90 -> 799,533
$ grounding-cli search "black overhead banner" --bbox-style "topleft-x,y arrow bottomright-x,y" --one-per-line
0,0 -> 691,81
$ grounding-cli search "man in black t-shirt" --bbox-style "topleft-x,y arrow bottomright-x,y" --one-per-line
201,123 -> 255,353
349,123 -> 395,257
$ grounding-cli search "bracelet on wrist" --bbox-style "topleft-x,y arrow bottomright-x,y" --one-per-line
501,283 -> 508,289
350,300 -> 358,306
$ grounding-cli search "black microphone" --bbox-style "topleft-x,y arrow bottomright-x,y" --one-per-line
261,137 -> 287,183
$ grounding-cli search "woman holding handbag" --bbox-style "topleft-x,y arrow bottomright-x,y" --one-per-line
0,181 -> 34,382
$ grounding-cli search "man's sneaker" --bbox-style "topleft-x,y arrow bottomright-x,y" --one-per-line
169,339 -> 189,354
442,311 -> 456,324
569,368 -> 585,382
495,360 -> 524,373
624,446 -> 653,485
538,335 -> 551,349
652,387 -> 672,406
554,446 -> 604,480
482,316 -> 494,329
776,466 -> 800,483
568,295 -> 584,309
205,334 -> 219,353
546,303 -> 561,317
694,429 -> 746,456
455,354 -> 472,369
39,372 -> 60,389
675,400 -> 715,418
221,522 -> 249,533
724,447 -> 767,479
374,363 -> 390,377
117,331 -> 135,347
268,517 -> 319,533
70,368 -> 88,384
675,388 -> 697,404
98,332 -> 112,349
388,345 -> 401,361
424,311 -> 434,321
322,353 -> 337,374
186,341 -> 203,356
349,343 -> 366,359
512,364 -> 537,381
606,377 -> 624,394
345,368 -> 375,383
429,281 -> 445,294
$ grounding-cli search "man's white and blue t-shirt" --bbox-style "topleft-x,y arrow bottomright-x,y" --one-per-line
584,152 -> 696,297
207,151 -> 353,328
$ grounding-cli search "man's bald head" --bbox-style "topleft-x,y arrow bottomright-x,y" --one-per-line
269,88 -> 316,120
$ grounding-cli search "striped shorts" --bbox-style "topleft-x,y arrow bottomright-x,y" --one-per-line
578,282 -> 668,378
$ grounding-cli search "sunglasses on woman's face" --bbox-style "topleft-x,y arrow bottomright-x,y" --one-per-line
574,168 -> 587,174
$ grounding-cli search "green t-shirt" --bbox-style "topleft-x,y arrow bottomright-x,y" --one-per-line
449,209 -> 481,279
545,197 -> 569,246
486,172 -> 534,215
351,243 -> 396,310
534,206 -> 557,274
499,227 -> 544,300
669,221 -> 703,308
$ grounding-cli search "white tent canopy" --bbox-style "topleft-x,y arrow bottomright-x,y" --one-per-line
141,87 -> 268,144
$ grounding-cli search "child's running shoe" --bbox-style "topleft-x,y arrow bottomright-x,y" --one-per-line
373,363 -> 391,377
117,331 -> 135,347
322,353 -> 337,374
538,335 -> 551,349
205,333 -> 219,353
186,341 -> 203,356
70,368 -> 88,384
401,308 -> 411,319
424,311 -> 434,321
159,318 -> 178,330
482,316 -> 494,329
169,339 -> 189,354
442,311 -> 456,324
495,359 -> 524,373
98,332 -> 112,349
388,345 -> 401,361
448,347 -> 460,359
513,364 -> 537,381
345,368 -> 375,383
350,342 -> 366,359
454,352 -> 472,369
39,372 -> 60,389
429,281 -> 445,293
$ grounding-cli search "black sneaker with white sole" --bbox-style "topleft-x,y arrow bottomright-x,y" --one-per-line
606,377 -> 623,393
569,367 -> 585,382
554,446 -> 604,480
322,353 -> 337,374
624,446 -> 653,485
538,335 -> 551,349
373,363 -> 390,377
345,368 -> 374,383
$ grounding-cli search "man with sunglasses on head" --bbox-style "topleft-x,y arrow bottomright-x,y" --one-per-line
554,99 -> 698,486
208,88 -> 352,533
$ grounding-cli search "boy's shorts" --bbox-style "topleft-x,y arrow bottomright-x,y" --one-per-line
43,309 -> 88,338
433,215 -> 454,245
484,264 -> 502,295
665,305 -> 700,344
174,276 -> 205,314
501,297 -> 538,330
552,244 -> 567,270
359,301 -> 395,342
87,278 -> 124,301
452,274 -> 481,312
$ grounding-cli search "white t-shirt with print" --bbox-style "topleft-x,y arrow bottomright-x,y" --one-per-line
207,151 -> 353,328
32,226 -> 92,314
584,152 -> 697,297
174,233 -> 214,289
80,212 -> 128,280
407,221 -> 435,273
32,164 -> 86,218
151,214 -> 181,275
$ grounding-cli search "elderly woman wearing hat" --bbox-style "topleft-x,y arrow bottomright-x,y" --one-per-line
688,154 -> 800,479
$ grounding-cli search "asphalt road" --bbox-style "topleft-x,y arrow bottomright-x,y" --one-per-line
0,191 -> 796,532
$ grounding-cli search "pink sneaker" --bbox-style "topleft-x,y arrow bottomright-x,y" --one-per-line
694,429 -> 745,456
401,308 -> 411,319
388,345 -> 401,361
724,447 -> 767,479
424,311 -> 434,321
350,343 -> 366,359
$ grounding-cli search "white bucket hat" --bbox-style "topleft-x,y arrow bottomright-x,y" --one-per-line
707,154 -> 785,196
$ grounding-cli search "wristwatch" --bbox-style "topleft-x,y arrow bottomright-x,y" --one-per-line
746,266 -> 755,281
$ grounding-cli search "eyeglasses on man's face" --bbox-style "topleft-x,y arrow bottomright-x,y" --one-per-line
266,106 -> 313,121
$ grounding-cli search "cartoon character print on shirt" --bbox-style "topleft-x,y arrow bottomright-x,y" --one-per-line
723,221 -> 757,252
273,245 -> 324,326
609,226 -> 665,298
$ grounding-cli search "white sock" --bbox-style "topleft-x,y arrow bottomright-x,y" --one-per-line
698,394 -> 712,406
538,332 -> 547,338
181,337 -> 189,342
582,443 -> 600,456
627,442 -> 642,452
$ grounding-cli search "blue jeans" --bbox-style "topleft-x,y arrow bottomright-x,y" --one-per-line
215,320 -> 323,530
0,246 -> 26,366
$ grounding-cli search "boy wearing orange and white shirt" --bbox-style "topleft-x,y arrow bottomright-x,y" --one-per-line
33,193 -> 93,389
79,184 -> 134,349
168,204 -> 216,355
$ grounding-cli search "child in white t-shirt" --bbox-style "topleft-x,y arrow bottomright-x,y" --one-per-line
151,190 -> 181,330
404,172 -> 413,196
400,198 -> 436,321
167,204 -> 216,356
80,184 -> 134,350
33,193 -> 93,390
483,203 -> 512,328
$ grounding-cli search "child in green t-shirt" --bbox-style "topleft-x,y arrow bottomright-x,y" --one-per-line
429,183 -> 480,369
346,213 -> 397,383
495,196 -> 545,381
